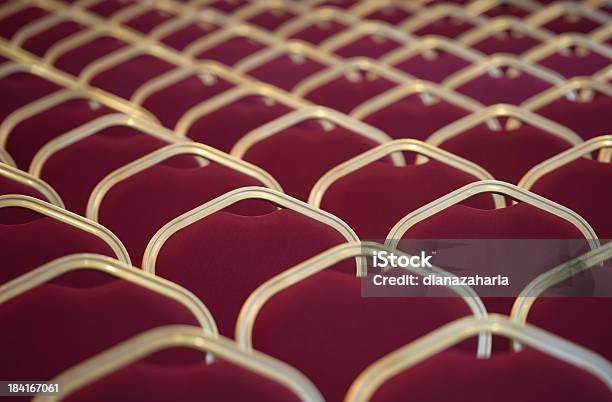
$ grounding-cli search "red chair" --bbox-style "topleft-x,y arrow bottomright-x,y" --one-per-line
143,187 -> 360,336
423,104 -> 582,184
526,3 -> 608,35
0,254 -> 217,394
0,195 -> 129,284
351,1 -> 418,25
520,136 -> 612,238
345,315 -> 612,402
230,107 -> 394,201
235,2 -> 303,31
87,142 -> 281,263
116,6 -> 177,35
86,0 -> 137,18
403,5 -> 488,38
0,163 -> 63,207
52,326 -> 322,402
279,8 -> 355,45
311,139 -> 497,239
156,16 -> 222,52
236,242 -> 489,402
319,23 -> 411,60
521,78 -> 612,141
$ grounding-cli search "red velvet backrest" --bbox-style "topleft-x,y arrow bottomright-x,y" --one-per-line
0,6 -> 49,40
246,55 -> 328,91
453,71 -> 554,105
333,36 -> 402,59
21,20 -> 86,58
392,52 -> 472,83
194,37 -> 268,66
537,51 -> 611,78
0,174 -> 48,202
0,72 -> 62,124
53,36 -> 129,76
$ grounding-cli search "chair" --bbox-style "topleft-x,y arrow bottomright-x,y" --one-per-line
230,107 -> 398,201
521,78 -> 612,141
0,163 -> 63,206
27,114 -> 183,215
173,84 -> 306,153
0,195 -> 129,284
276,8 -> 357,45
422,104 -> 583,184
350,1 -> 419,25
153,12 -> 223,52
86,142 -> 281,263
310,139 -> 498,239
465,0 -> 539,18
525,3 -> 609,35
520,136 -> 612,238
0,254 -> 216,388
37,325 -> 322,402
401,5 -> 489,38
345,315 -> 612,402
86,0 -> 138,18
142,187 -> 360,336
233,2 -> 306,31
236,242 -> 489,402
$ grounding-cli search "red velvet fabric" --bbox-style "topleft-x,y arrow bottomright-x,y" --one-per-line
141,74 -> 234,128
370,348 -> 612,402
482,4 -> 530,17
194,36 -> 267,66
470,35 -> 542,55
363,7 -> 413,24
288,21 -> 348,45
413,18 -> 477,38
39,126 -> 171,215
0,73 -> 62,124
160,22 -> 220,52
320,160 -> 495,239
531,93 -> 612,141
156,208 -> 354,336
54,36 -> 129,76
542,17 -> 603,35
316,0 -> 359,8
438,122 -> 573,184
206,0 -> 250,13
530,157 -> 612,238
0,212 -> 115,285
0,6 -> 49,39
252,269 -> 473,402
242,121 -> 379,200
185,95 -> 292,152
536,52 -> 612,78
21,20 -> 86,58
63,358 -> 301,402
87,0 -> 136,18
392,51 -> 472,83
333,36 -> 402,59
6,98 -> 114,170
246,54 -> 327,91
303,72 -> 396,113
453,71 -> 554,105
247,9 -> 297,31
124,9 -> 176,34
0,173 -> 48,202
97,159 -> 275,263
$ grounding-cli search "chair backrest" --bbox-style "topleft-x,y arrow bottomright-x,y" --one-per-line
0,254 -> 216,384
401,5 -> 489,38
346,315 -> 612,402
143,186 -> 360,336
0,195 -> 129,285
87,143 -> 281,263
0,162 -> 63,207
34,325 -> 323,402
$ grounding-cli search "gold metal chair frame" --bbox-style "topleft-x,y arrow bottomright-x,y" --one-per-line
235,241 -> 491,358
274,7 -> 361,40
399,4 -> 490,35
524,2 -> 610,32
591,23 -> 612,44
349,0 -> 423,22
0,253 -> 218,335
86,142 -> 283,222
385,180 -> 600,251
0,194 -> 130,264
308,139 -> 503,209
142,186 -> 362,273
520,77 -> 612,112
0,163 -> 64,207
465,0 -> 542,17
0,147 -> 16,167
345,314 -> 612,402
32,325 -> 324,402
229,106 -> 404,166
230,0 -> 311,26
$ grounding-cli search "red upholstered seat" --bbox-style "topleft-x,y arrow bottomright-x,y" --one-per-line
251,269 -> 473,402
529,157 -> 612,238
541,16 -> 603,35
21,20 -> 86,58
185,96 -> 293,152
536,51 -> 611,78
367,348 -> 612,402
0,174 -> 48,201
288,21 -> 349,45
245,54 -> 328,91
0,6 -> 49,40
194,36 -> 268,66
141,74 -> 235,128
320,160 -> 494,239
391,51 -> 473,83
241,121 -> 379,200
123,9 -> 177,34
0,72 -> 62,124
363,7 -> 413,24
63,358 -> 302,402
88,54 -> 177,100
160,22 -> 220,52
87,0 -> 136,18
247,9 -> 297,31
317,0 -> 359,8
206,0 -> 250,13
469,34 -> 543,55
413,17 -> 478,38
5,98 -> 114,170
332,35 -> 402,59
480,4 -> 531,18
53,36 -> 129,76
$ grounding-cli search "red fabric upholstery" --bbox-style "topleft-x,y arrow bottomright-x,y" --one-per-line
392,52 -> 472,83
160,22 -> 220,51
242,121 -> 379,200
156,208 -> 354,336
364,7 -> 413,24
482,4 -> 530,17
453,71 -> 554,105
97,158 -> 275,263
0,6 -> 49,39
206,0 -> 250,13
320,160 -> 495,239
536,52 -> 612,78
413,18 -> 477,38
0,73 -> 62,124
530,157 -> 612,238
64,358 -> 301,402
54,36 -> 129,76
124,9 -> 176,34
247,9 -> 297,31
6,99 -> 114,170
141,74 -> 234,128
303,72 -> 396,113
369,348 -> 612,402
21,20 -> 86,58
246,55 -> 328,91
289,21 -> 348,45
252,269 -> 473,402
0,272 -> 199,391
470,35 -> 543,55
542,17 -> 603,35
87,0 -> 135,18
333,36 -> 402,59
437,122 -> 573,184
531,93 -> 612,141
0,173 -> 48,202
39,126 -> 171,215
185,96 -> 293,152
0,212 -> 115,285
194,37 -> 267,66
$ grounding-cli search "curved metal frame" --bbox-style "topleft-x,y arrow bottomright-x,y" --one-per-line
86,143 -> 283,222
32,325 -> 323,402
318,20 -> 416,55
0,148 -> 16,167
0,163 -> 64,207
524,2 -> 610,32
349,0 -> 422,21
385,180 -> 600,251
345,314 -> 612,402
519,135 -> 612,190
400,4 -> 490,34
0,253 -> 217,336
142,186 -> 362,273
308,139 -> 504,208
275,7 -> 360,40
0,195 -> 131,264
521,77 -> 612,112
466,0 -> 541,17
235,241 -> 491,358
